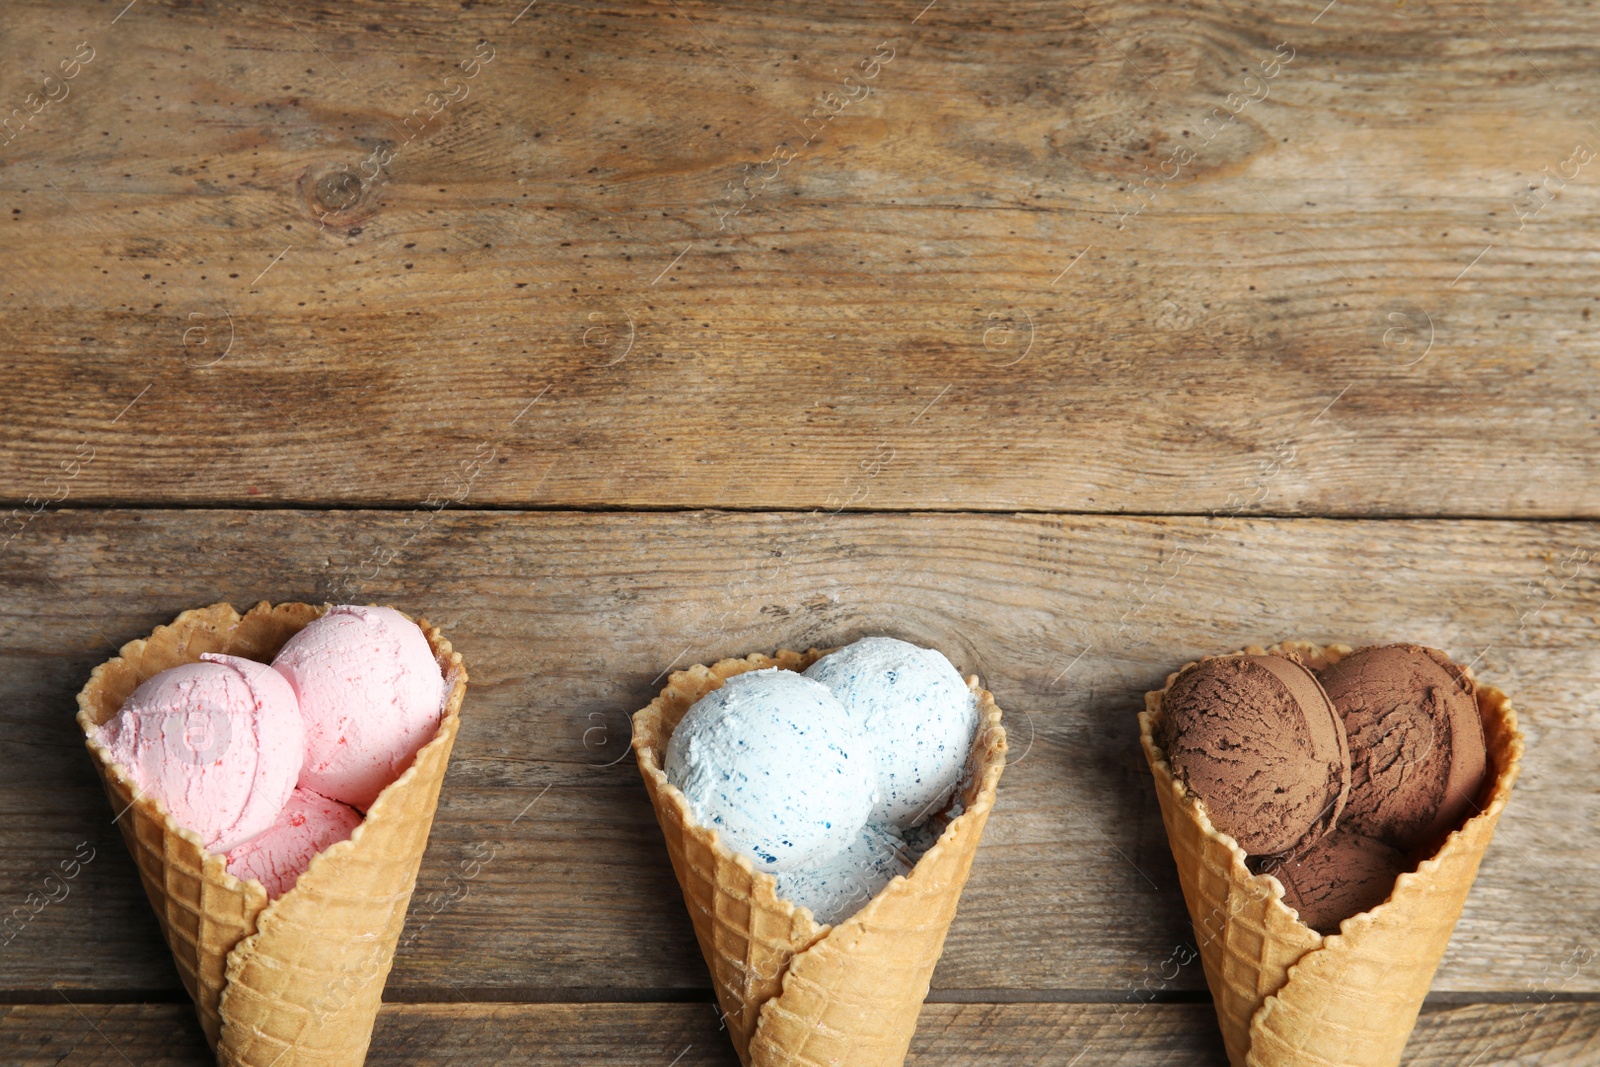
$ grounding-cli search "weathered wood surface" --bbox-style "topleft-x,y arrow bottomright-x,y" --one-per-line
1,510 -> 1594,999
2,1001 -> 1595,1066
4,0 -> 1599,1062
3,0 -> 1599,514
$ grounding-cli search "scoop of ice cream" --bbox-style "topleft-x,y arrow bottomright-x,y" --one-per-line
665,668 -> 878,872
803,637 -> 979,828
1317,644 -> 1487,852
225,787 -> 361,899
1265,828 -> 1407,935
272,605 -> 448,811
775,822 -> 912,926
1160,654 -> 1350,856
96,653 -> 304,852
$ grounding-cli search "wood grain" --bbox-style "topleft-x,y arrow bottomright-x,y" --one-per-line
2,0 -> 1599,514
1,509 -> 1594,998
2,1000 -> 1594,1066
4,2 -> 1592,1062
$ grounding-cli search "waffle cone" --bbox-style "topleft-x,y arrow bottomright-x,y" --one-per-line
632,650 -> 1007,1067
1139,641 -> 1523,1067
76,601 -> 467,1067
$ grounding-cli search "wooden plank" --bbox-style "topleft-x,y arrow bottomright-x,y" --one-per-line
2,1 -> 1599,514
1,509 -> 1594,998
2,1000 -> 1595,1066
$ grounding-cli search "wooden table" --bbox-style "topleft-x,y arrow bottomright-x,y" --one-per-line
2,1 -> 1597,1063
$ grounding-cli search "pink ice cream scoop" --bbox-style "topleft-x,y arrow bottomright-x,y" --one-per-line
96,653 -> 305,852
224,787 -> 362,898
271,605 -> 448,811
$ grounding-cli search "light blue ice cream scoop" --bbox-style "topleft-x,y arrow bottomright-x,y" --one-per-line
804,637 -> 979,828
665,668 -> 879,872
775,821 -> 913,926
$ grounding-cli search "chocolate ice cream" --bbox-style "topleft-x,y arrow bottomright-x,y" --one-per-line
1266,828 -> 1407,935
1317,644 -> 1487,853
1161,654 -> 1350,856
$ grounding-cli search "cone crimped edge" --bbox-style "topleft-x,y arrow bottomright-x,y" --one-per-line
76,601 -> 467,1067
632,650 -> 1007,1067
1138,641 -> 1524,1067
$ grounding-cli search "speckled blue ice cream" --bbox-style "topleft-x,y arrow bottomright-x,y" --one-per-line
665,669 -> 878,873
776,821 -> 913,926
804,637 -> 979,828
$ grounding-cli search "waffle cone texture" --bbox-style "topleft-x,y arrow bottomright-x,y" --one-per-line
1139,641 -> 1523,1067
76,601 -> 467,1067
632,650 -> 1007,1067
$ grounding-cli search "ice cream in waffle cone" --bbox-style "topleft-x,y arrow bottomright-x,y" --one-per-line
632,649 -> 1007,1067
1140,641 -> 1523,1067
76,601 -> 467,1067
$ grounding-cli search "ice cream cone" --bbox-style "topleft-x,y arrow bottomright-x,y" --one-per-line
632,650 -> 1007,1067
1139,641 -> 1523,1067
77,601 -> 467,1067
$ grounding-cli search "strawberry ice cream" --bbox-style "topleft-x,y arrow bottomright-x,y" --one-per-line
272,605 -> 449,810
225,787 -> 362,898
96,653 -> 304,852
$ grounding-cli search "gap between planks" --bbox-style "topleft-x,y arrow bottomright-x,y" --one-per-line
8,503 -> 1600,523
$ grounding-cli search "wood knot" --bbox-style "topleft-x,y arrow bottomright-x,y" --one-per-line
299,158 -> 385,233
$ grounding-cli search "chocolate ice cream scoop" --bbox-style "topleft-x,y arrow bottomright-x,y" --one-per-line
1265,828 -> 1407,935
1317,644 -> 1487,853
1161,654 -> 1350,856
